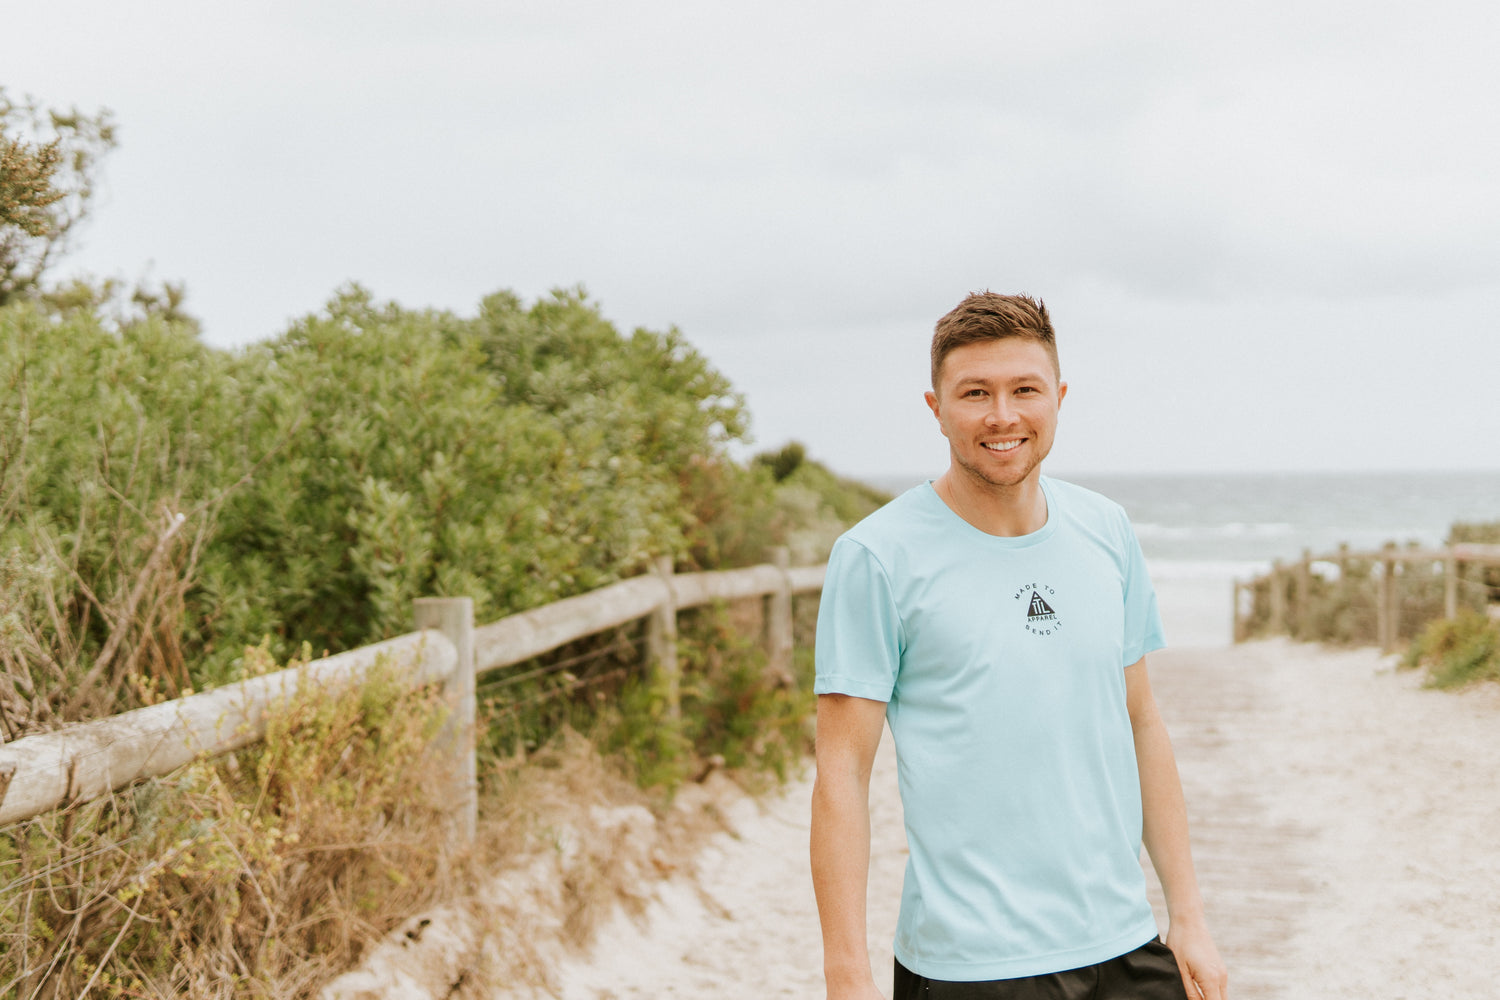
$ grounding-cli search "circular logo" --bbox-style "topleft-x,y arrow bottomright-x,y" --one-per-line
1014,582 -> 1063,637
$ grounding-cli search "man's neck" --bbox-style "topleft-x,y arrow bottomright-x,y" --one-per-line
935,468 -> 1048,537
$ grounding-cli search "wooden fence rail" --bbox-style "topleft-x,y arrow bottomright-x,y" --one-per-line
1232,542 -> 1500,650
0,551 -> 826,836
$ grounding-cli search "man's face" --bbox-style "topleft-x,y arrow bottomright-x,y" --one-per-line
924,338 -> 1067,491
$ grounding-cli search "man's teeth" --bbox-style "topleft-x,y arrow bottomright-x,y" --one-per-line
983,440 -> 1023,452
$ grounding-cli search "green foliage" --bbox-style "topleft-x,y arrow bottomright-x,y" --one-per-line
196,285 -> 724,679
597,667 -> 698,791
1,302 -> 247,729
1401,611 -> 1500,688
0,88 -> 117,305
676,455 -> 783,569
590,603 -> 815,793
3,284 -> 778,717
677,605 -> 816,784
2,90 -> 886,988
756,441 -> 806,482
769,449 -> 890,564
2,276 -> 885,993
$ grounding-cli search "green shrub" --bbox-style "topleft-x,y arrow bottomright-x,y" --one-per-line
1401,611 -> 1500,689
679,603 -> 814,782
2,280 -> 877,995
1,284 -> 790,724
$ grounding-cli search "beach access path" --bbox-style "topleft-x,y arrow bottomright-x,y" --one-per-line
549,636 -> 1500,1000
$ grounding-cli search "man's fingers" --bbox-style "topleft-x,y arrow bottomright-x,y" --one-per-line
1191,964 -> 1228,1000
1175,955 -> 1199,998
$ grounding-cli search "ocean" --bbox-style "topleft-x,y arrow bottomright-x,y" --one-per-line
860,470 -> 1500,646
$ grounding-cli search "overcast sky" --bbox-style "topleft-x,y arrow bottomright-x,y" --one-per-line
6,1 -> 1498,479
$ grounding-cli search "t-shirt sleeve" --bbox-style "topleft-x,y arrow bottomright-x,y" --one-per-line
813,536 -> 902,702
1120,514 -> 1167,666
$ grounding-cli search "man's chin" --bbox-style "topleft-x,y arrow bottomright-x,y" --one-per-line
952,458 -> 1043,492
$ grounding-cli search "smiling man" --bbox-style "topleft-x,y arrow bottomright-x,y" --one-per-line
810,293 -> 1227,1000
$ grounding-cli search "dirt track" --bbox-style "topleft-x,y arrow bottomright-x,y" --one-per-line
554,638 -> 1500,999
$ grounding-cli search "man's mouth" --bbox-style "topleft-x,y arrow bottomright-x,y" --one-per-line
982,439 -> 1024,453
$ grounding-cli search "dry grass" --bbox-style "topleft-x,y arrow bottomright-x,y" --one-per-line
2,596 -> 815,999
1,649 -> 463,998
3,672 -> 781,1000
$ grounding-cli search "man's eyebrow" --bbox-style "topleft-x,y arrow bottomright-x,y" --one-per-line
952,371 -> 1052,386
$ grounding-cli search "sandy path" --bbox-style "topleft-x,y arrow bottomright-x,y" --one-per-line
551,637 -> 1500,1000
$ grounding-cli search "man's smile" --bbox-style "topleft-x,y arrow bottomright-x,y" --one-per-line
982,439 -> 1024,453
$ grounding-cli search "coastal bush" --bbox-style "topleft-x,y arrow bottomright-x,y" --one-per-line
1401,611 -> 1500,688
2,280 -> 882,995
0,88 -> 117,305
1,285 -> 817,724
676,603 -> 816,785
0,303 -> 248,733
483,597 -> 822,795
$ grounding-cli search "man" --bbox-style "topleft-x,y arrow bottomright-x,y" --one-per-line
809,293 -> 1227,1000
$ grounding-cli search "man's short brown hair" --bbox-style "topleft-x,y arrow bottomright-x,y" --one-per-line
930,292 -> 1059,389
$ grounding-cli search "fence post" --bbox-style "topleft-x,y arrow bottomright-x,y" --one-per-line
1378,542 -> 1397,653
1445,550 -> 1459,620
1231,581 -> 1244,643
1293,549 -> 1312,640
1336,542 -> 1352,613
647,555 -> 680,720
766,546 -> 794,682
413,596 -> 476,843
1268,560 -> 1286,636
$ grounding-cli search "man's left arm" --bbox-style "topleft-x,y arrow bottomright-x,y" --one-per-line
1125,656 -> 1229,1000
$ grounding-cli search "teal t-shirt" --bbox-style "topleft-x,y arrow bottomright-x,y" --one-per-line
814,477 -> 1166,981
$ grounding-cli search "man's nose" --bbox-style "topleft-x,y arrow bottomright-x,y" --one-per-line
984,398 -> 1015,426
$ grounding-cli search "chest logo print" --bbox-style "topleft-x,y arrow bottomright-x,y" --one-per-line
1014,583 -> 1063,637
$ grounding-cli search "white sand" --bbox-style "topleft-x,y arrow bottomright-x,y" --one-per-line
546,589 -> 1500,999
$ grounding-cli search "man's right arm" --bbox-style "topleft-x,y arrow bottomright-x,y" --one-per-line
810,692 -> 889,1000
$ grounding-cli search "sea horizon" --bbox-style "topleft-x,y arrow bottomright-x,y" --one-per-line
849,468 -> 1500,573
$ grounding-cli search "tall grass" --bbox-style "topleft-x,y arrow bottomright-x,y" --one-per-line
1,650 -> 455,997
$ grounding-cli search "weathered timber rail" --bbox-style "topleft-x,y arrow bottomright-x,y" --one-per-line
0,552 -> 826,835
1232,542 -> 1500,651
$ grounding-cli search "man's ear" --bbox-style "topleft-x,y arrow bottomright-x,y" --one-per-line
924,389 -> 940,420
1057,381 -> 1068,407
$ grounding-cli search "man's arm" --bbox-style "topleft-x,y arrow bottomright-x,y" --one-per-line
1125,657 -> 1230,1000
810,692 -> 889,1000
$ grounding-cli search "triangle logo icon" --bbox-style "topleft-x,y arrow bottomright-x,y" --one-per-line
1027,593 -> 1056,619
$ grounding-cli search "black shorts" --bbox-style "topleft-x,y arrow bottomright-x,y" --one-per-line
893,938 -> 1190,1000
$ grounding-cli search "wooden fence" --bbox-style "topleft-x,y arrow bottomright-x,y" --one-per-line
1232,542 -> 1500,650
0,550 -> 826,839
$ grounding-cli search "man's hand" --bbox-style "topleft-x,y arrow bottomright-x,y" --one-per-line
824,972 -> 887,1000
1166,916 -> 1228,1000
